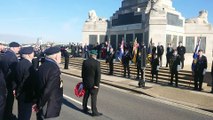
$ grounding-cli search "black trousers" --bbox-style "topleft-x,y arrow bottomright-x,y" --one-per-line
180,56 -> 185,69
83,88 -> 99,114
157,55 -> 162,66
194,72 -> 204,91
109,61 -> 114,75
17,94 -> 33,120
32,58 -> 39,70
64,58 -> 69,69
123,64 -> 130,77
137,66 -> 143,79
152,72 -> 158,82
84,52 -> 89,59
166,55 -> 170,67
0,92 -> 6,120
211,76 -> 213,92
3,89 -> 14,120
171,72 -> 178,87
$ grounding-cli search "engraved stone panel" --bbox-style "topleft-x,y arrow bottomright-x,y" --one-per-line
198,37 -> 206,53
172,35 -> 177,48
118,34 -> 125,49
167,13 -> 183,27
179,36 -> 183,43
135,33 -> 143,46
89,35 -> 97,45
110,35 -> 117,49
126,34 -> 134,45
166,34 -> 172,47
99,35 -> 107,44
185,36 -> 195,53
112,12 -> 142,26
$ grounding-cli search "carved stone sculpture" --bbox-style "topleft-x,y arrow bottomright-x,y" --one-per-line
86,10 -> 107,22
185,10 -> 208,24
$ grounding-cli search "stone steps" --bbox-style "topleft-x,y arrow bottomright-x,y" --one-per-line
65,58 -> 196,88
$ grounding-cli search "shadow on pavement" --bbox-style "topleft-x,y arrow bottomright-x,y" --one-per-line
62,98 -> 93,116
63,98 -> 82,112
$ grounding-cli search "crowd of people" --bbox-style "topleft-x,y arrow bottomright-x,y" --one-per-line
73,40 -> 212,92
0,42 -> 63,120
0,39 -> 213,119
0,41 -> 104,120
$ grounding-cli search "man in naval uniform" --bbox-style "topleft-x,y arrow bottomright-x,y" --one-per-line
35,47 -> 63,120
1,42 -> 20,120
16,47 -> 37,120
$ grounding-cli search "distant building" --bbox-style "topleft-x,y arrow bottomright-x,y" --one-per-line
82,0 -> 213,66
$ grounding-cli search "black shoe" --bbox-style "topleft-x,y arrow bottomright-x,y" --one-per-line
193,87 -> 198,91
83,108 -> 90,113
92,112 -> 103,117
168,83 -> 173,86
198,88 -> 203,91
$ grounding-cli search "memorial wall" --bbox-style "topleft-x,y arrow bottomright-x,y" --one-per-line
82,0 -> 213,67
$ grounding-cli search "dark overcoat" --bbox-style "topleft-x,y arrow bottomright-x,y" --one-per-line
37,59 -> 63,118
82,58 -> 101,89
16,58 -> 37,102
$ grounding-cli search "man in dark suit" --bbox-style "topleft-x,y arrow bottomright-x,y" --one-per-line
122,47 -> 132,78
0,44 -> 7,120
177,42 -> 186,69
61,47 -> 70,69
166,43 -> 173,67
16,47 -> 37,120
157,42 -> 164,67
34,47 -> 63,120
151,43 -> 156,60
32,49 -> 40,70
106,48 -> 115,75
0,68 -> 7,120
1,42 -> 20,120
193,49 -> 207,91
169,49 -> 181,87
82,50 -> 102,117
136,50 -> 142,80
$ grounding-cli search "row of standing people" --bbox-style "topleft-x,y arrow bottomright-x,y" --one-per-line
104,41 -> 210,91
0,42 -> 63,120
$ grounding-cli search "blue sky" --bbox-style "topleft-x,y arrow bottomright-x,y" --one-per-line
0,0 -> 212,44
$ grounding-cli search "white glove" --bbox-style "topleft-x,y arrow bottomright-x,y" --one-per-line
157,66 -> 160,71
203,69 -> 207,75
177,65 -> 181,72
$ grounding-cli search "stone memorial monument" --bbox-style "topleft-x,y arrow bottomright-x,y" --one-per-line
82,0 -> 213,66
82,10 -> 108,46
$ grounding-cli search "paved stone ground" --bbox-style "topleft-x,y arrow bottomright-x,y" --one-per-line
60,64 -> 213,112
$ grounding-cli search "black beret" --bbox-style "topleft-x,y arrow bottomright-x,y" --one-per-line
44,47 -> 60,55
9,42 -> 20,47
20,47 -> 34,54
